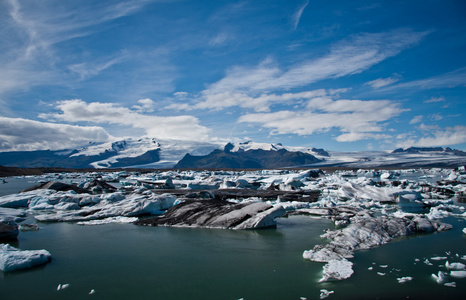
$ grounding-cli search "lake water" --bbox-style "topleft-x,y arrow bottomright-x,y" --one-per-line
1,175 -> 465,299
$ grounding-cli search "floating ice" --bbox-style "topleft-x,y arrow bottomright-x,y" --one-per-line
57,283 -> 70,290
89,289 -> 95,295
444,282 -> 456,287
445,261 -> 466,270
377,272 -> 386,276
319,259 -> 353,282
450,270 -> 466,278
397,276 -> 413,283
431,256 -> 448,261
432,271 -> 447,284
319,289 -> 334,299
0,244 -> 51,272
77,216 -> 138,225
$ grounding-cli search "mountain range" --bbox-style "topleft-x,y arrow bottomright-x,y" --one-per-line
0,138 -> 465,169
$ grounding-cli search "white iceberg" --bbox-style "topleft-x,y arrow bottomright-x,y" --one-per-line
77,216 -> 138,225
450,270 -> 466,278
397,276 -> 413,283
0,244 -> 52,272
319,259 -> 353,282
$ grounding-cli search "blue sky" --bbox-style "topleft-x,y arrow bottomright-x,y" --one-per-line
1,0 -> 465,152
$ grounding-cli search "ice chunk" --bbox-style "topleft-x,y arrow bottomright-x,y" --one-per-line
463,228 -> 466,234
0,244 -> 52,272
444,282 -> 456,287
377,272 -> 386,276
431,256 -> 447,261
432,271 -> 447,284
77,216 -> 138,225
450,270 -> 466,278
319,259 -> 353,282
89,289 -> 96,295
397,276 -> 413,283
445,261 -> 466,270
319,289 -> 334,299
57,283 -> 70,290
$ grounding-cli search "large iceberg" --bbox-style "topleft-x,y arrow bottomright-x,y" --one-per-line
0,244 -> 52,272
135,199 -> 286,230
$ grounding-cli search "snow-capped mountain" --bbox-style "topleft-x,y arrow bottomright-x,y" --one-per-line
0,138 -> 220,169
0,139 -> 465,169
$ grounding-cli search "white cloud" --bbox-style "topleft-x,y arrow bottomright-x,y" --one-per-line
132,98 -> 155,112
41,99 -> 210,141
205,29 -> 428,94
365,75 -> 400,88
424,96 -> 446,103
166,89 -> 348,112
409,115 -> 423,124
386,67 -> 466,91
292,0 -> 309,30
0,116 -> 110,151
238,97 -> 406,142
396,124 -> 466,148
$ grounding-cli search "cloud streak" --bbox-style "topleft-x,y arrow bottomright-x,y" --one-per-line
0,117 -> 110,151
238,96 -> 406,142
205,29 -> 429,94
292,0 -> 309,30
41,99 -> 210,141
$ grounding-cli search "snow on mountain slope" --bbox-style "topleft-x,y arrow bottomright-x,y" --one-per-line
71,137 -> 220,168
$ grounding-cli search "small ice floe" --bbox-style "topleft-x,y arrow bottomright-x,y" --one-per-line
463,228 -> 466,234
450,270 -> 466,278
462,255 -> 466,261
432,271 -> 447,284
76,216 -> 138,225
430,256 -> 448,261
377,272 -> 386,276
368,267 -> 373,270
424,259 -> 433,266
89,289 -> 95,295
57,283 -> 70,290
300,297 -> 307,300
444,282 -> 456,287
319,259 -> 353,282
319,289 -> 334,299
397,276 -> 413,283
445,261 -> 466,270
380,265 -> 388,268
0,244 -> 51,272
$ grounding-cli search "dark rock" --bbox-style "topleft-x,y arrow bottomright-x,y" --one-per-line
21,181 -> 89,194
0,220 -> 19,240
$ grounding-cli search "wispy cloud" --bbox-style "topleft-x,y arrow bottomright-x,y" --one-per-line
396,124 -> 466,148
365,75 -> 401,88
238,96 -> 406,142
0,0 -> 156,97
424,96 -> 446,103
41,99 -> 210,141
0,116 -> 110,151
386,67 -> 466,91
205,29 -> 429,94
166,89 -> 348,112
292,0 -> 309,30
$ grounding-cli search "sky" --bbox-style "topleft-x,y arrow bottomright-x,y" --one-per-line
1,0 -> 466,152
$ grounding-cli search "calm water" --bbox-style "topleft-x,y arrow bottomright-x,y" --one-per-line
0,176 -> 465,299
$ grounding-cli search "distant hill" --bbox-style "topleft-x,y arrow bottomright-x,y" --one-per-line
392,147 -> 466,156
174,143 -> 322,169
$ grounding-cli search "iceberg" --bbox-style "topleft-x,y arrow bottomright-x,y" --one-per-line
0,244 -> 51,272
319,259 -> 353,282
450,270 -> 466,278
135,199 -> 286,230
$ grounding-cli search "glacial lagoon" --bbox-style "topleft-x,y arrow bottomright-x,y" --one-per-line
1,170 -> 465,299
